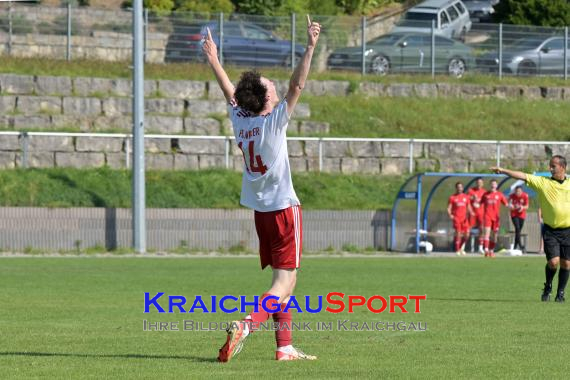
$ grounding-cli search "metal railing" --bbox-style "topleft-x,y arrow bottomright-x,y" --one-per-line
2,131 -> 567,173
2,4 -> 569,78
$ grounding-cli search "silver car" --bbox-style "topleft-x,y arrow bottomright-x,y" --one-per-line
462,0 -> 497,22
477,36 -> 570,75
392,0 -> 472,40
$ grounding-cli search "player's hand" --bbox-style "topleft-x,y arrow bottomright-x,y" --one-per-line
306,15 -> 321,48
202,27 -> 218,64
490,166 -> 502,174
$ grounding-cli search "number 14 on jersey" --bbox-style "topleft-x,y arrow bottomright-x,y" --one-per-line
238,141 -> 268,175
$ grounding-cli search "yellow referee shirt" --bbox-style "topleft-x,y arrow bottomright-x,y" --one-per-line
526,174 -> 570,228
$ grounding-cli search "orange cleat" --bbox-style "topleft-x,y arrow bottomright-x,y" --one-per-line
218,321 -> 247,363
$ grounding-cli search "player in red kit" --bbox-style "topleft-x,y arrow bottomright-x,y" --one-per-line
468,177 -> 487,254
509,185 -> 529,251
481,179 -> 508,257
448,182 -> 474,255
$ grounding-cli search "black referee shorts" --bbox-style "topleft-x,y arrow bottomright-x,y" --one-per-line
543,224 -> 570,261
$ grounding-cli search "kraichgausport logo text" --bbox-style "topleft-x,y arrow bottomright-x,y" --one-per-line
144,292 -> 427,314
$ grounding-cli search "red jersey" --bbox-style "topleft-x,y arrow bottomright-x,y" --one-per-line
482,190 -> 508,219
509,192 -> 529,219
468,187 -> 486,215
448,193 -> 470,220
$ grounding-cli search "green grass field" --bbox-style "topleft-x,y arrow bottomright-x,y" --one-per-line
1,256 -> 567,379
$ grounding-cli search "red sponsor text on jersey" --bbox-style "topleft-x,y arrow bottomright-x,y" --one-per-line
448,193 -> 470,220
509,192 -> 529,219
482,190 -> 507,218
468,188 -> 486,213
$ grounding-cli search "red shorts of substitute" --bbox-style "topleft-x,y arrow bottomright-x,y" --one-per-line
483,215 -> 500,232
254,205 -> 302,270
453,218 -> 471,234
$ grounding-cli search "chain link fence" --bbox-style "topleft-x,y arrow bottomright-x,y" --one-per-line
0,3 -> 569,79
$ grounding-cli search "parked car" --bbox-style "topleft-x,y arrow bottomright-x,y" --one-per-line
327,32 -> 475,77
165,21 -> 305,67
477,35 -> 570,75
462,0 -> 497,22
392,0 -> 472,40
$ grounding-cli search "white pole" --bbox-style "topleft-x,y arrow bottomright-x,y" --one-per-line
132,0 -> 146,254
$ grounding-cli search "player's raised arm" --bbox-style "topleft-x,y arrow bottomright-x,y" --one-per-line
202,27 -> 235,103
490,166 -> 527,181
285,15 -> 321,115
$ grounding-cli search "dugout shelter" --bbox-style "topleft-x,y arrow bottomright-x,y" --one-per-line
390,172 -> 548,253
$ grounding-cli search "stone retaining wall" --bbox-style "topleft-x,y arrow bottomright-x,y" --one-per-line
1,73 -> 568,173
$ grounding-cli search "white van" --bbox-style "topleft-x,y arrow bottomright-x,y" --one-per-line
392,0 -> 472,40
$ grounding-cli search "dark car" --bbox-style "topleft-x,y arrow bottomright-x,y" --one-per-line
327,32 -> 475,77
165,21 -> 305,67
477,36 -> 570,75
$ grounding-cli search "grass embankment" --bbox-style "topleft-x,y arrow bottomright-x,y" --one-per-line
3,56 -> 570,87
305,95 -> 570,140
0,168 -> 404,210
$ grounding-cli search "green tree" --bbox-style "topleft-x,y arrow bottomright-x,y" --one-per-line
231,0 -> 320,16
493,0 -> 570,27
231,0 -> 403,16
232,0 -> 277,15
308,0 -> 341,15
122,0 -> 175,11
145,0 -> 175,11
336,0 -> 395,15
122,0 -> 175,12
175,0 -> 235,13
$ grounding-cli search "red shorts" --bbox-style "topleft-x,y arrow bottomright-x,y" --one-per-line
483,215 -> 500,232
254,205 -> 302,270
470,210 -> 484,228
453,218 -> 470,234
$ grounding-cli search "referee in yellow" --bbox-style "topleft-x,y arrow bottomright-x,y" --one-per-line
492,155 -> 570,302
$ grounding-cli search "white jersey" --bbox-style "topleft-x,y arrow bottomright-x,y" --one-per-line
229,99 -> 300,212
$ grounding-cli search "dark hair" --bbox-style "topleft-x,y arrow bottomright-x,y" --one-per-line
234,71 -> 267,114
455,182 -> 463,188
490,179 -> 497,184
475,177 -> 483,181
515,185 -> 523,190
552,155 -> 567,168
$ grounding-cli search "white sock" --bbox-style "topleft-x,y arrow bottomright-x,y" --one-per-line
242,318 -> 251,337
277,344 -> 294,352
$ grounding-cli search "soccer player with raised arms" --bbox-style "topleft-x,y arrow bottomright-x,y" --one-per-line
202,15 -> 321,362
